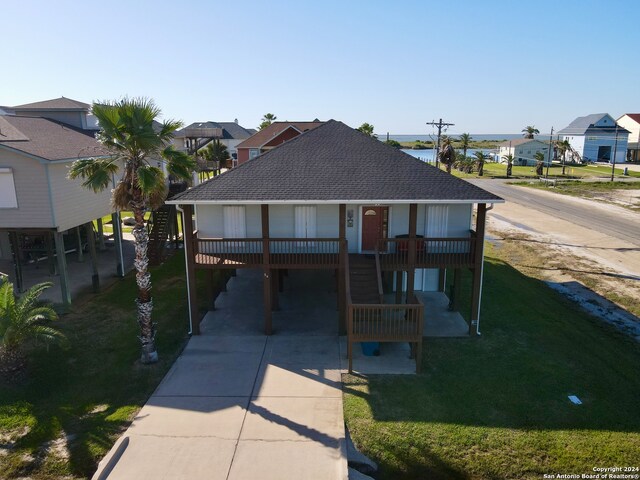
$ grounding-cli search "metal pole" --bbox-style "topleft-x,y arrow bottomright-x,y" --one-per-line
611,124 -> 619,182
545,127 -> 554,179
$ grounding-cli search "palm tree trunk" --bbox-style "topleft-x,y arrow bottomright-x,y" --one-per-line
132,198 -> 158,364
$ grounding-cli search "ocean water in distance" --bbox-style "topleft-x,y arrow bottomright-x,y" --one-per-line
384,134 -> 554,142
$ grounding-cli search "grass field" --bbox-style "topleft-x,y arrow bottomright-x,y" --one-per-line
442,162 -> 640,180
0,255 -> 224,479
343,244 -> 640,479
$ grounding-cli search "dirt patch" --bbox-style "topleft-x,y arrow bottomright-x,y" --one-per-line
583,189 -> 640,210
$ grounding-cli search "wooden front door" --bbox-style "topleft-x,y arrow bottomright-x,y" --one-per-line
361,206 -> 388,251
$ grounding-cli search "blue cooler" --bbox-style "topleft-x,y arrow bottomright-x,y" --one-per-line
361,342 -> 380,356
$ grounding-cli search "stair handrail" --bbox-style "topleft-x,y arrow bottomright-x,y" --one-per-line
343,241 -> 352,306
374,247 -> 384,304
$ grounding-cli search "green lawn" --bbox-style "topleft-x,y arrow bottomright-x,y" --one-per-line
94,211 -> 152,234
442,162 -> 640,180
343,244 -> 640,480
0,255 -> 225,479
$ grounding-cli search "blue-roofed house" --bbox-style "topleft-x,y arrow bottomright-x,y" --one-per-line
557,113 -> 629,163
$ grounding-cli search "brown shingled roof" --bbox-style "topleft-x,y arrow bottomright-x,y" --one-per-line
12,96 -> 90,111
0,116 -> 109,161
235,121 -> 324,149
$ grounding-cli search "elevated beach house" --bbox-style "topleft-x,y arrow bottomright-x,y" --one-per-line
558,113 -> 629,163
616,114 -> 640,163
497,138 -> 552,166
0,98 -> 127,304
168,121 -> 503,370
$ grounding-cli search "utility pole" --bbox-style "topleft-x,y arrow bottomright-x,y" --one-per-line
544,126 -> 554,179
426,118 -> 455,168
611,124 -> 619,182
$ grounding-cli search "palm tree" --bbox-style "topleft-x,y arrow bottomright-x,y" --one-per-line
474,151 -> 490,176
458,133 -> 472,159
259,113 -> 277,130
534,151 -> 545,175
555,139 -> 571,175
438,136 -> 456,173
200,139 -> 230,175
0,280 -> 67,375
356,123 -> 375,137
69,98 -> 195,364
522,126 -> 539,139
502,153 -> 515,178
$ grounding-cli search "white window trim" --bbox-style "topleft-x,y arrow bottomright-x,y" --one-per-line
0,167 -> 18,209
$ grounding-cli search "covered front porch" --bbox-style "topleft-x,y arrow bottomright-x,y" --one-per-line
180,202 -> 488,373
199,268 -> 468,373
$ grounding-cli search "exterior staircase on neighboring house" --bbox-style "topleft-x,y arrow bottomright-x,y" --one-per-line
147,204 -> 177,266
348,254 -> 383,304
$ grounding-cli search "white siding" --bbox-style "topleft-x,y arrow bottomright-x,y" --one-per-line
0,168 -> 18,208
269,205 -> 294,237
195,205 -> 224,237
346,204 -> 359,253
49,162 -> 113,232
317,204 -> 339,237
0,149 -> 53,228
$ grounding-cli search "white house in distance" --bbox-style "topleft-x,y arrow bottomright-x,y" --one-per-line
497,138 -> 551,166
557,113 -> 629,163
616,114 -> 640,163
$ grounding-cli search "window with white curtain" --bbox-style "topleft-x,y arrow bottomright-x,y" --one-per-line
425,205 -> 449,252
0,168 -> 18,208
223,206 -> 246,238
295,206 -> 316,247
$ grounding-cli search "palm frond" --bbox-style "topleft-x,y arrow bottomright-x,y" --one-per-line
136,166 -> 165,194
68,158 -> 119,192
163,147 -> 196,181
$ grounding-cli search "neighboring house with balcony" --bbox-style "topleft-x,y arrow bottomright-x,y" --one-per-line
616,114 -> 640,163
235,121 -> 323,165
175,121 -> 256,166
558,113 -> 629,163
168,120 -> 503,371
0,100 -> 128,305
497,138 -> 552,166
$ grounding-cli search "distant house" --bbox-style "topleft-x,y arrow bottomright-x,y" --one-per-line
11,96 -> 100,131
616,114 -> 640,163
175,121 -> 256,167
497,138 -> 551,166
557,113 -> 629,163
0,98 -> 126,305
235,121 -> 323,165
168,120 -> 503,371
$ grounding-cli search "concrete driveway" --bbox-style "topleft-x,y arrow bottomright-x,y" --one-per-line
93,333 -> 346,480
93,270 -> 348,480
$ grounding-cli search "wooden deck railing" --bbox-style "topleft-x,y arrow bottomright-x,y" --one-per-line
194,237 -> 340,269
195,238 -> 264,267
376,232 -> 476,270
345,247 -> 424,373
268,238 -> 340,269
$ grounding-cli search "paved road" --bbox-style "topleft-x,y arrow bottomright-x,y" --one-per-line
468,179 -> 640,247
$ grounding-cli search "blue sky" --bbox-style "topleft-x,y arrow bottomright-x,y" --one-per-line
3,0 -> 639,134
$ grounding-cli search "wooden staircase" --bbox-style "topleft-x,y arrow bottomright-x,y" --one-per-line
148,204 -> 176,266
349,255 -> 383,304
